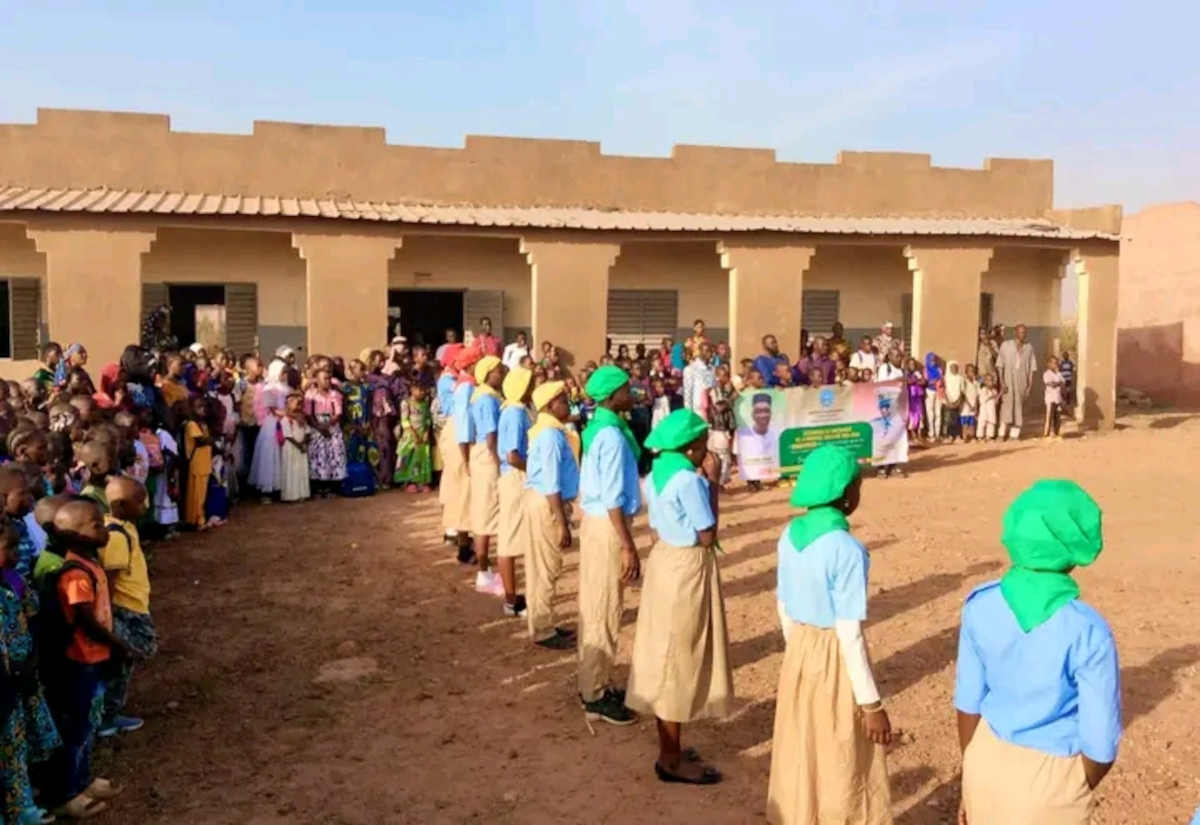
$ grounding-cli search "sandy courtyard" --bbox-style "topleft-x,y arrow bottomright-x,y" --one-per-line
92,413 -> 1200,824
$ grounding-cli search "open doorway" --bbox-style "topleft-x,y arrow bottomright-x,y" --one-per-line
388,289 -> 463,350
168,284 -> 226,349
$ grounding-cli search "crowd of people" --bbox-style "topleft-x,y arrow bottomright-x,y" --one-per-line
0,302 -> 1119,824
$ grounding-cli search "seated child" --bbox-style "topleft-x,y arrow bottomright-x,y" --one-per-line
97,478 -> 156,738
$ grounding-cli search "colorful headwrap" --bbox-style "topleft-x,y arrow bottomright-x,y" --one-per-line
644,409 -> 709,493
439,343 -> 464,370
786,445 -> 861,551
503,367 -> 533,407
531,380 -> 565,412
584,365 -> 629,403
1000,479 -> 1103,632
474,355 -> 503,385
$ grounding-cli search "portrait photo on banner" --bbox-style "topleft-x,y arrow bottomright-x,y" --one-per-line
733,382 -> 909,479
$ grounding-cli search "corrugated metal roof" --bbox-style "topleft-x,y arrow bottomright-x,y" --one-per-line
0,186 -> 1118,240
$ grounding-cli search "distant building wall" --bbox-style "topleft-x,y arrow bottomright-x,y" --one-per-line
1,109 -> 1053,218
1118,202 -> 1200,405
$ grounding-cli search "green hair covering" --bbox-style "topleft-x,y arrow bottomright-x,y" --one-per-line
581,366 -> 639,459
786,445 -> 861,551
999,479 -> 1103,632
584,365 -> 630,403
645,409 -> 709,493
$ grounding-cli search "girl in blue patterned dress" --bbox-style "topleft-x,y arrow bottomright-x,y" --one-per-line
1,520 -> 61,825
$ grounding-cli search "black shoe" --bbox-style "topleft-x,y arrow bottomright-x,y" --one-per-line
535,633 -> 575,651
504,595 -> 528,618
582,691 -> 637,726
456,545 -> 476,565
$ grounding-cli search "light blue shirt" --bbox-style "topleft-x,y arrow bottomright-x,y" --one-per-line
579,426 -> 641,517
645,471 -> 714,547
776,529 -> 869,628
525,428 -> 579,501
436,374 -> 456,418
23,512 -> 47,555
470,393 -> 501,445
497,406 -> 530,474
452,383 -> 475,445
1191,808 -> 1200,825
954,581 -> 1122,763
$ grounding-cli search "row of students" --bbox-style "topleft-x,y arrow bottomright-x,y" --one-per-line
434,346 -> 1127,818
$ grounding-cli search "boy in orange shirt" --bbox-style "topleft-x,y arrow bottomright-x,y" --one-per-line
45,499 -> 137,820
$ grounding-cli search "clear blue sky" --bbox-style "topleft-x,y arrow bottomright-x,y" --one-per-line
2,1 -> 1198,214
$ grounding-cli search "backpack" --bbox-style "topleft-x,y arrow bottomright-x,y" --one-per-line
341,461 -> 376,498
35,557 -> 100,670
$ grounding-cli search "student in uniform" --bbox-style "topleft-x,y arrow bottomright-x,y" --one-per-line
577,365 -> 642,726
468,355 -> 506,597
450,348 -> 481,567
522,380 -> 579,651
626,409 -> 733,786
955,479 -> 1121,824
436,344 -> 471,560
495,366 -> 534,617
767,445 -> 893,825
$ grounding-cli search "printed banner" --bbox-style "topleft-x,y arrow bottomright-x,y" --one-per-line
734,381 -> 909,480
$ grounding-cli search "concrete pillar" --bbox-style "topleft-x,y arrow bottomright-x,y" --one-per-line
520,236 -> 620,368
719,240 -> 815,363
904,245 -> 994,365
292,233 -> 400,358
27,225 -> 156,369
1074,249 -> 1119,430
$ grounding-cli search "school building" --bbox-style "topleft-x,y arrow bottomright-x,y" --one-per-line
0,109 -> 1120,425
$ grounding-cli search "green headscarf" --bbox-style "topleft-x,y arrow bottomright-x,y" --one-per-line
581,366 -> 640,459
999,479 -> 1103,632
787,445 -> 861,550
644,409 -> 709,493
585,365 -> 629,402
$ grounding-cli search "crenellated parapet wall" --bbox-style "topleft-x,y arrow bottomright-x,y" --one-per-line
0,108 -> 1055,218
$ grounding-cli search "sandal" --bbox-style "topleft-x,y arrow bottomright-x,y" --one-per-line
53,795 -> 109,820
84,778 -> 124,801
654,761 -> 722,785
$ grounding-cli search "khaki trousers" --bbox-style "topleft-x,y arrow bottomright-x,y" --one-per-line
523,490 -> 565,642
438,422 -> 471,534
497,470 -> 527,559
577,512 -> 629,702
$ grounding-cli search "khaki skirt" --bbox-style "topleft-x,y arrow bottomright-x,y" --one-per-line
766,622 -> 892,825
496,469 -> 527,558
468,443 -> 500,537
438,423 -> 471,533
626,540 -> 734,723
963,720 -> 1093,824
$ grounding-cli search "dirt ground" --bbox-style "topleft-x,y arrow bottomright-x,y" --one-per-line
92,412 -> 1200,824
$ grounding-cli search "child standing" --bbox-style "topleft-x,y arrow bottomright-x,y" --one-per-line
394,384 -> 433,491
1,518 -> 61,825
943,360 -> 965,443
304,369 -> 347,498
280,392 -> 311,503
97,478 -> 156,739
904,359 -> 926,441
183,398 -> 212,530
650,377 -> 672,430
978,373 -> 1000,441
45,499 -> 132,820
1043,356 -> 1065,441
961,364 -> 980,442
707,365 -> 738,490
